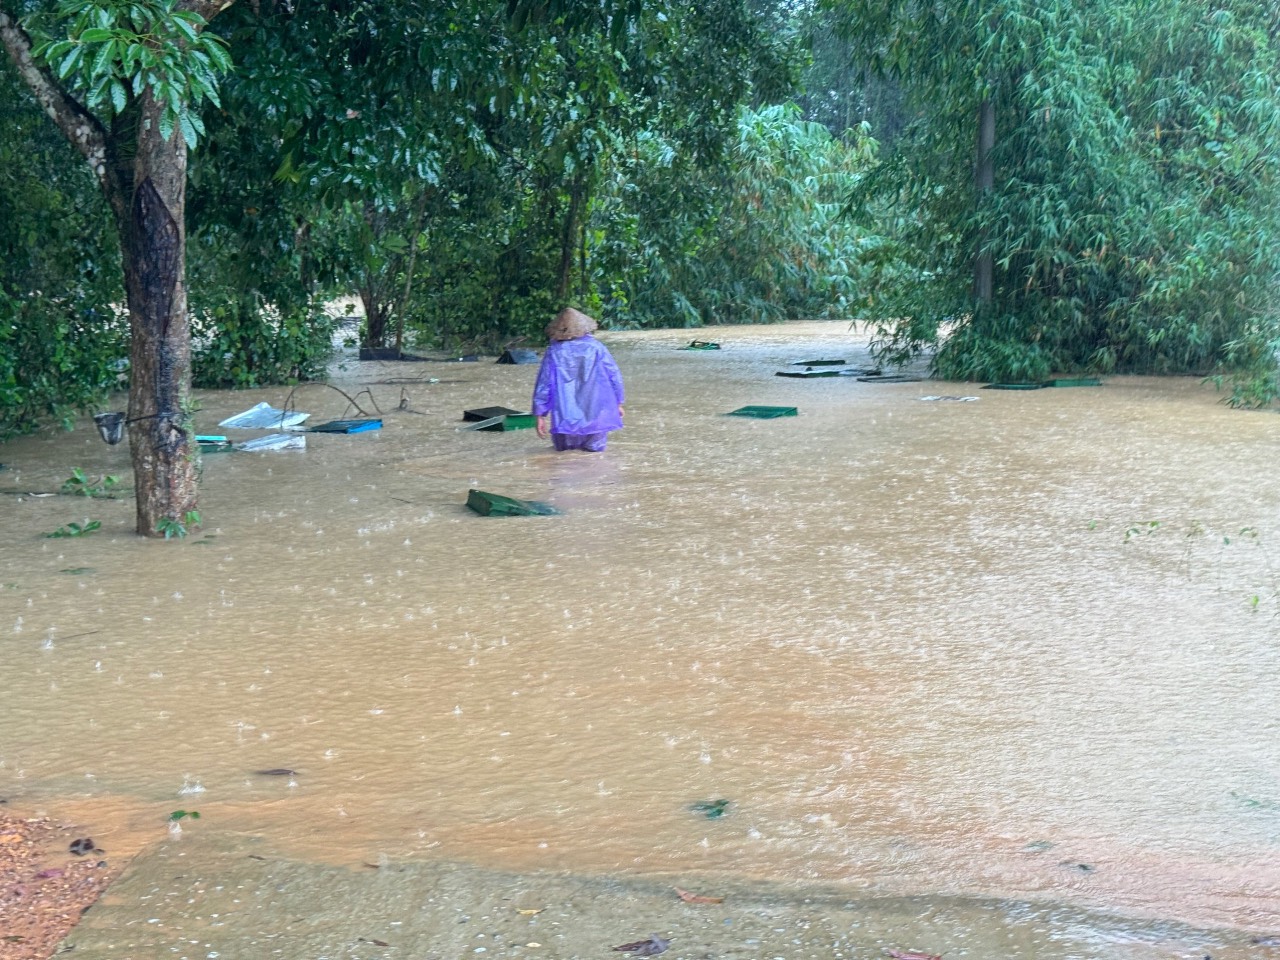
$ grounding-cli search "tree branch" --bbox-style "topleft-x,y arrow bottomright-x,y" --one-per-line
0,7 -> 109,185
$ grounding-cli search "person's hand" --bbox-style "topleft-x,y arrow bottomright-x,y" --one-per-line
618,405 -> 625,420
536,414 -> 550,439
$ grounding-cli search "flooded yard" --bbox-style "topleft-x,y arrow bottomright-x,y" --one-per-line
2,322 -> 1278,956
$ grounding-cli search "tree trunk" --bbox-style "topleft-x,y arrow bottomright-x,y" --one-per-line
120,92 -> 199,537
973,96 -> 995,305
557,173 -> 587,301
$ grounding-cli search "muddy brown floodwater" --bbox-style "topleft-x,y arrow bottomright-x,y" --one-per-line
1,322 -> 1279,954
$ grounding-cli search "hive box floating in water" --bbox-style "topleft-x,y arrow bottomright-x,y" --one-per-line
466,489 -> 560,517
476,414 -> 535,432
791,358 -> 845,366
497,348 -> 540,365
195,435 -> 233,453
856,374 -> 921,383
1043,377 -> 1102,387
984,382 -> 1046,390
726,405 -> 798,419
219,402 -> 310,429
464,406 -> 524,422
310,418 -> 382,434
680,340 -> 721,350
775,369 -> 844,379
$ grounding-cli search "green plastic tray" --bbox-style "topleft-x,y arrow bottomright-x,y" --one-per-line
477,414 -> 536,431
727,405 -> 798,419
466,489 -> 560,517
1043,377 -> 1102,387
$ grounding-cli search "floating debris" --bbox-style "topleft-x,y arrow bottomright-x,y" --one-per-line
69,837 -> 100,856
218,402 -> 309,429
791,358 -> 846,366
236,434 -> 306,452
497,348 -> 540,365
674,886 -> 724,904
918,396 -> 979,402
689,798 -> 731,819
254,768 -> 299,777
464,406 -> 525,422
680,340 -> 720,350
309,418 -> 382,434
726,406 -> 797,419
612,933 -> 672,955
887,951 -> 942,960
466,490 -> 560,517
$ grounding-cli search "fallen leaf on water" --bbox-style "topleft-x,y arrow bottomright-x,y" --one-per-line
674,886 -> 724,904
887,951 -> 942,960
516,907 -> 544,916
613,933 -> 672,955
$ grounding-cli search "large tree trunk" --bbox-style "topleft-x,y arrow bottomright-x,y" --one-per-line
120,92 -> 198,536
2,1 -> 232,538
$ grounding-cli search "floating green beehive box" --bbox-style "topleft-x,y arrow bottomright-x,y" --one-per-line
466,489 -> 560,517
775,369 -> 843,379
464,406 -> 523,421
726,405 -> 798,419
984,382 -> 1045,390
476,413 -> 536,431
681,340 -> 721,350
791,358 -> 845,366
195,434 -> 233,453
1043,377 -> 1102,387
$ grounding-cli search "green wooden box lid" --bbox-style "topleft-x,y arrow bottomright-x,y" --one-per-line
984,382 -> 1045,390
467,489 -> 560,516
1043,377 -> 1102,387
726,405 -> 798,418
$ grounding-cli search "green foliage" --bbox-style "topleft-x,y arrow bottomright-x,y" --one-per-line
60,467 -> 120,498
829,0 -> 1280,389
190,297 -> 334,389
593,105 -> 877,327
44,519 -> 102,538
32,0 -> 231,148
168,810 -> 200,821
155,510 -> 200,539
0,69 -> 125,439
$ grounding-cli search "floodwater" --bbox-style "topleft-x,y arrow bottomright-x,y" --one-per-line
2,322 -> 1279,949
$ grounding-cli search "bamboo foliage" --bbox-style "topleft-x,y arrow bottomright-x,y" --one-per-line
829,0 -> 1280,395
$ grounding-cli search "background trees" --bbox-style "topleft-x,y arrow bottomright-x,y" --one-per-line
826,0 -> 1280,394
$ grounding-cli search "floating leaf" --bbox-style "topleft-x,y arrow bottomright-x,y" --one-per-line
169,810 -> 200,821
516,907 -> 544,916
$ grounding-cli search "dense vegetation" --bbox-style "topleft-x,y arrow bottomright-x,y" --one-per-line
1,0 -> 1278,529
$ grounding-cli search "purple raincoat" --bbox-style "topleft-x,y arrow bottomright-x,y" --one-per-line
532,335 -> 624,449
